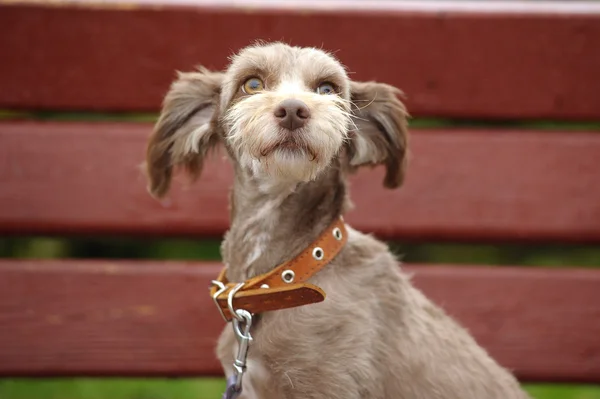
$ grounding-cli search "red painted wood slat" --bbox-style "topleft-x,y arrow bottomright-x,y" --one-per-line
0,260 -> 599,382
1,1 -> 599,119
1,121 -> 599,243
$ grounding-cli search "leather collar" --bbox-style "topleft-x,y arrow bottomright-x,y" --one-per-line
210,216 -> 348,322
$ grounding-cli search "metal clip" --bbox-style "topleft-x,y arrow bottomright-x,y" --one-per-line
232,308 -> 253,392
217,281 -> 253,399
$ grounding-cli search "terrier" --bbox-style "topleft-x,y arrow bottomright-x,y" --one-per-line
146,42 -> 530,399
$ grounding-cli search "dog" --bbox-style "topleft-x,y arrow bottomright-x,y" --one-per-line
145,42 -> 530,399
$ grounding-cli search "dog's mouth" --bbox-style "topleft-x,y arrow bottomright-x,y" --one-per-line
260,137 -> 318,161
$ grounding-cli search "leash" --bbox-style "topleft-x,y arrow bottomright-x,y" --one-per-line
211,216 -> 348,398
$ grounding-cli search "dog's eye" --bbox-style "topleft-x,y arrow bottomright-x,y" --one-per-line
316,82 -> 335,95
242,78 -> 264,94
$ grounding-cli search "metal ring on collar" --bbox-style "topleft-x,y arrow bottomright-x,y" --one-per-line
332,227 -> 343,240
211,280 -> 229,322
281,269 -> 295,283
227,282 -> 246,321
232,309 -> 253,341
312,246 -> 324,260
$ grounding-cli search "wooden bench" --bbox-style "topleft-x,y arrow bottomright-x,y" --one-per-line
1,0 -> 600,386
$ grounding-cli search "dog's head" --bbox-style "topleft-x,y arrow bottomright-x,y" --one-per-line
146,42 -> 408,197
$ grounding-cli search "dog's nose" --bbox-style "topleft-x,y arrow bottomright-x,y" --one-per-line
274,99 -> 310,131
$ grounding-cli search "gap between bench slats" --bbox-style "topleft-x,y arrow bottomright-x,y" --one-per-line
1,121 -> 599,243
0,260 -> 599,382
0,2 -> 599,119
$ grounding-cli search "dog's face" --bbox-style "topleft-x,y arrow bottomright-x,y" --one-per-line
146,42 -> 408,198
220,44 -> 352,184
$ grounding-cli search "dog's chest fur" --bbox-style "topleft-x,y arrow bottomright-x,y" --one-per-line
217,228 -> 393,398
215,166 -> 528,399
217,226 -> 529,399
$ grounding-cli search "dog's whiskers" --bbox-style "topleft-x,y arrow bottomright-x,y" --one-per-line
350,94 -> 378,112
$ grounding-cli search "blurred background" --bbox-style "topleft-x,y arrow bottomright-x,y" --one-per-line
1,0 -> 599,398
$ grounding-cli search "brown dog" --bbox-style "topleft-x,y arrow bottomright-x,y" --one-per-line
146,42 -> 530,399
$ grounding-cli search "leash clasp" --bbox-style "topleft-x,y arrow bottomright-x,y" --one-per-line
217,281 -> 253,399
232,308 -> 253,392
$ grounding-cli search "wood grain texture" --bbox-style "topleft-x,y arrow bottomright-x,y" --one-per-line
1,121 -> 600,243
1,260 -> 599,382
1,2 -> 600,119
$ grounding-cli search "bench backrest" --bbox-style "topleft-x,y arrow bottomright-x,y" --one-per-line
1,0 -> 600,383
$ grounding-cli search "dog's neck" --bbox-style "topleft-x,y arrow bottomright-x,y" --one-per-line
221,161 -> 349,283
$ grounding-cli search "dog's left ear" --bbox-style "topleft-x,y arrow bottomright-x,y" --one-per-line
346,81 -> 409,189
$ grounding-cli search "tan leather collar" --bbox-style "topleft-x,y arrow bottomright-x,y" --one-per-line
210,216 -> 348,322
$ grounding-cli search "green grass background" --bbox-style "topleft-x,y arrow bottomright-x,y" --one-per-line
0,379 -> 598,399
1,112 -> 599,398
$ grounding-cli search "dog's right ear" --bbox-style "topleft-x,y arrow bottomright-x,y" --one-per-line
146,68 -> 224,198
